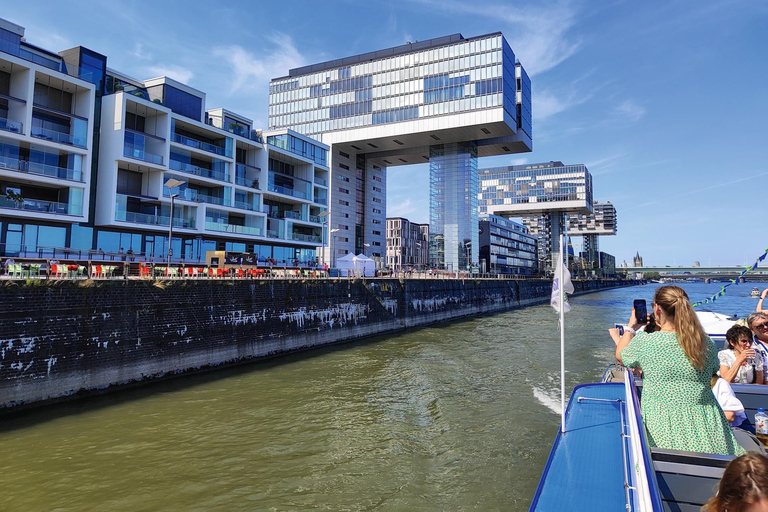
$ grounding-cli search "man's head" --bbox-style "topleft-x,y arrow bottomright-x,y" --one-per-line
747,312 -> 768,342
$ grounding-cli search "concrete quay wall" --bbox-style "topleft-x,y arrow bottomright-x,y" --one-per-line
0,278 -> 638,410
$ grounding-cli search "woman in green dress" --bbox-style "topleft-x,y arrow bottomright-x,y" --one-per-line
614,285 -> 745,455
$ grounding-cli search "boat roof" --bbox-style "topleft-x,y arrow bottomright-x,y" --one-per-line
530,382 -> 629,510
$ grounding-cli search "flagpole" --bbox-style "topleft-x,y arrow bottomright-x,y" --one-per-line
560,232 -> 566,434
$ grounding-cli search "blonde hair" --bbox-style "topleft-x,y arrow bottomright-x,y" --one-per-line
654,285 -> 709,370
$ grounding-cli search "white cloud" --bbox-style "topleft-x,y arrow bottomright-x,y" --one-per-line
533,88 -> 592,121
132,43 -> 152,60
509,157 -> 528,166
143,65 -> 194,84
409,0 -> 580,76
613,100 -> 646,122
212,33 -> 305,96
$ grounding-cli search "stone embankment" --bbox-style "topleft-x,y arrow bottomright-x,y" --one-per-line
0,278 -> 639,410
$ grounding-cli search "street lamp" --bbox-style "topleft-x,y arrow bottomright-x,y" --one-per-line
164,178 -> 185,271
317,210 -> 329,266
330,228 -> 340,268
363,243 -> 370,256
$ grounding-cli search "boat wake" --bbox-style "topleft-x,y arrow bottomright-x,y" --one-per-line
532,386 -> 561,415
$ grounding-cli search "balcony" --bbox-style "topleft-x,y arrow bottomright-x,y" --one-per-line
233,200 -> 257,211
235,163 -> 261,187
268,184 -> 308,200
0,156 -> 84,182
0,195 -> 81,216
0,118 -> 23,134
169,159 -> 229,182
282,210 -> 302,220
205,221 -> 261,236
314,176 -> 328,186
171,132 -> 228,157
267,229 -> 280,238
314,196 -> 328,206
31,126 -> 87,148
167,188 -> 231,207
115,194 -> 195,228
309,214 -> 321,223
124,131 -> 164,165
290,233 -> 322,243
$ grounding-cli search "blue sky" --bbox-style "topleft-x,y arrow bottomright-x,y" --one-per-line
5,0 -> 767,266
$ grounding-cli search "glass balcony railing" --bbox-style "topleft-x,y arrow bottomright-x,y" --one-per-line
309,215 -> 321,223
233,200 -> 257,211
282,210 -> 302,220
0,195 -> 81,215
267,229 -> 280,238
0,117 -> 23,134
171,133 -> 228,157
123,145 -> 164,165
115,195 -> 194,228
205,221 -> 261,236
290,233 -> 322,243
0,156 -> 83,181
169,159 -> 229,182
31,126 -> 87,148
167,189 -> 231,207
267,184 -> 308,200
314,176 -> 328,186
314,197 -> 328,206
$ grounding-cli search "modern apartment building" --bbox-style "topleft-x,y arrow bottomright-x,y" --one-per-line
385,217 -> 429,270
478,161 -> 593,269
0,16 -> 328,264
268,32 -> 532,270
478,214 -> 537,275
0,18 -> 96,254
566,201 -> 617,266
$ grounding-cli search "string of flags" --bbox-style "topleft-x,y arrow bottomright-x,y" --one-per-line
691,248 -> 768,308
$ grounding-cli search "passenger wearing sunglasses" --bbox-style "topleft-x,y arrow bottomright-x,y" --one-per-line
719,325 -> 764,384
747,312 -> 768,384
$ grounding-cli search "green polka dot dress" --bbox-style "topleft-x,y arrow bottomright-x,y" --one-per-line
620,331 -> 745,456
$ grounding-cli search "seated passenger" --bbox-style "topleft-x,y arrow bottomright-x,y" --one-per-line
711,375 -> 747,427
703,452 -> 768,512
748,312 -> 768,385
719,324 -> 764,384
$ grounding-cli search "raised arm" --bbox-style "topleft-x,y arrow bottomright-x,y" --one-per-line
758,288 -> 768,313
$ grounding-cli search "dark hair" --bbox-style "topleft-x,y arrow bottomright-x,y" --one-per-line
703,453 -> 768,512
726,325 -> 754,350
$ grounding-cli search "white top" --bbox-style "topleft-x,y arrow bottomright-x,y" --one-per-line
712,378 -> 747,427
718,349 -> 764,384
752,339 -> 768,384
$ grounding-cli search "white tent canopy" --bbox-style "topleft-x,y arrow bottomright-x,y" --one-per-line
335,253 -> 375,277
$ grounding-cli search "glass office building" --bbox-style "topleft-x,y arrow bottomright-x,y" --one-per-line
269,33 -> 532,268
478,161 -> 593,269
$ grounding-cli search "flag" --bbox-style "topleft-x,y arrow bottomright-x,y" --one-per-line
551,257 -> 575,313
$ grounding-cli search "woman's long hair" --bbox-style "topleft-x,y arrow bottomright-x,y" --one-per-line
654,285 -> 709,370
703,453 -> 768,512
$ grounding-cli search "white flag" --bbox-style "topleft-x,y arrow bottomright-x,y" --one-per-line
551,258 -> 575,313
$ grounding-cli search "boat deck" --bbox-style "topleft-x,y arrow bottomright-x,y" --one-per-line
530,382 -> 629,511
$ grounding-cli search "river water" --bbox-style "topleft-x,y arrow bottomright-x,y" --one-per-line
0,282 -> 761,511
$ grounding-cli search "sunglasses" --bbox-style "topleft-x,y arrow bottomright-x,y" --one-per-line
754,323 -> 768,330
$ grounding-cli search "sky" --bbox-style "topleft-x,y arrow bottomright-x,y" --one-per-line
4,0 -> 767,266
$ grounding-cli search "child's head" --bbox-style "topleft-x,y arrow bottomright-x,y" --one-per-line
704,453 -> 768,512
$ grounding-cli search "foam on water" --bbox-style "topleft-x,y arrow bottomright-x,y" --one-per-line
532,385 -> 562,415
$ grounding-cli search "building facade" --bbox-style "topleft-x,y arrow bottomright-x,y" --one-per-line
268,32 -> 532,270
385,217 -> 429,270
478,161 -> 593,269
0,16 -> 328,264
566,201 -> 617,267
478,214 -> 537,275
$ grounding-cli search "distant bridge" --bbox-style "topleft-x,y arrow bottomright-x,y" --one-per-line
626,266 -> 768,281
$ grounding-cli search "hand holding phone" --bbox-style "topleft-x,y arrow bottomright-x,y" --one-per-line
633,299 -> 648,324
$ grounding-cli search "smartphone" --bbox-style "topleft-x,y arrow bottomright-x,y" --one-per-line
633,299 -> 648,323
